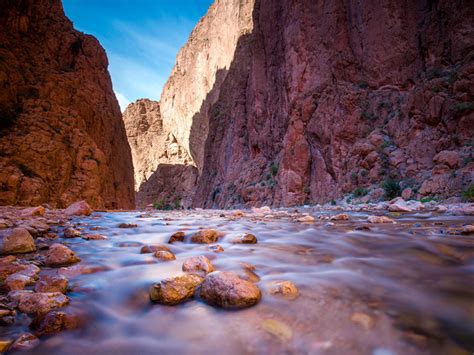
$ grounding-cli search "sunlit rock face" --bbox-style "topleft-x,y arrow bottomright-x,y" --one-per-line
123,99 -> 197,208
161,0 -> 473,208
0,0 -> 135,209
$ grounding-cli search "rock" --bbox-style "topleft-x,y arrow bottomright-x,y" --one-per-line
401,188 -> 413,200
168,231 -> 185,243
0,308 -> 16,326
0,340 -> 12,353
182,256 -> 214,276
0,1 -> 134,209
296,215 -> 315,223
0,219 -> 14,229
0,228 -> 36,254
82,234 -> 108,240
45,243 -> 81,266
190,229 -> 220,244
330,213 -> 349,221
30,308 -> 85,336
208,244 -> 224,253
10,333 -> 40,351
200,271 -> 261,309
115,241 -> 143,247
149,274 -> 204,305
261,319 -> 293,341
231,233 -> 257,244
20,206 -> 46,217
350,312 -> 375,330
64,201 -> 93,216
10,291 -> 69,314
35,274 -> 68,293
63,228 -> 81,238
118,223 -> 138,228
18,220 -> 50,236
460,225 -> 474,235
433,150 -> 460,168
19,264 -> 41,279
140,244 -> 172,254
267,281 -> 299,300
154,250 -> 176,261
252,206 -> 272,214
367,216 -> 395,223
388,198 -> 412,212
5,273 -> 33,291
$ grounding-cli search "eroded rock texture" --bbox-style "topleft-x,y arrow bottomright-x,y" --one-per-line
123,99 -> 197,208
161,0 -> 474,208
0,0 -> 134,209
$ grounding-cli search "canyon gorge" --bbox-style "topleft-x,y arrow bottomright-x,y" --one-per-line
0,1 -> 473,354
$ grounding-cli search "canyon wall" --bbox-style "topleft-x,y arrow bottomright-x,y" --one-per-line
123,99 -> 197,208
0,0 -> 135,209
161,0 -> 474,208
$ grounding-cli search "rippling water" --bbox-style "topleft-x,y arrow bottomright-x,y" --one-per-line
4,209 -> 474,354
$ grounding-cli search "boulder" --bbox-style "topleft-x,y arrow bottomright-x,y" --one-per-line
182,256 -> 214,276
63,228 -> 81,238
168,231 -> 185,243
190,229 -> 220,244
433,150 -> 460,168
149,274 -> 204,305
35,274 -> 68,293
140,244 -> 171,254
231,233 -> 258,244
154,250 -> 176,261
200,271 -> 261,309
10,291 -> 69,314
0,228 -> 36,254
44,244 -> 80,266
20,206 -> 46,217
64,201 -> 92,216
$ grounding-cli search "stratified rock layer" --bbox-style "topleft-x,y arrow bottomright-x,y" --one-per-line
123,99 -> 197,208
160,0 -> 474,208
0,0 -> 134,209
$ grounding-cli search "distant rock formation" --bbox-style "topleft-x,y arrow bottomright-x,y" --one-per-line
0,0 -> 135,209
159,0 -> 473,208
123,99 -> 197,208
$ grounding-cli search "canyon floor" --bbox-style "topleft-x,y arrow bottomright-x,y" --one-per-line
0,202 -> 473,354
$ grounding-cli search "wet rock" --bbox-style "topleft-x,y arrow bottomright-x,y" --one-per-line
182,256 -> 214,276
20,206 -> 46,217
64,201 -> 92,216
149,274 -> 204,305
45,243 -> 81,267
0,340 -> 11,353
388,198 -> 412,212
330,213 -> 349,221
460,225 -> 474,235
168,231 -> 185,243
200,271 -> 261,309
267,280 -> 299,300
350,312 -> 374,330
0,219 -> 14,229
355,225 -> 372,231
0,256 -> 27,281
252,206 -> 271,214
231,233 -> 257,244
0,308 -> 16,325
30,308 -> 85,336
191,229 -> 220,244
208,244 -> 224,253
58,264 -> 109,278
10,291 -> 69,314
261,319 -> 293,341
10,333 -> 40,351
82,233 -> 108,240
5,273 -> 33,291
0,228 -> 36,254
140,244 -> 172,254
115,241 -> 143,247
296,215 -> 315,223
35,274 -> 68,293
367,216 -> 395,224
154,250 -> 176,261
17,220 -> 50,237
238,263 -> 260,283
63,228 -> 81,238
118,223 -> 138,228
19,264 -> 41,279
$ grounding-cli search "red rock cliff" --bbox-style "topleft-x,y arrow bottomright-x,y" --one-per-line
0,0 -> 135,209
162,0 -> 474,208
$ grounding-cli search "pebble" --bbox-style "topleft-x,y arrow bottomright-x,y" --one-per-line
267,280 -> 299,300
82,234 -> 108,240
118,223 -> 138,228
350,312 -> 374,330
208,244 -> 224,253
261,319 -> 293,341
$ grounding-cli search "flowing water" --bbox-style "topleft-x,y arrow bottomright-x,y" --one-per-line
4,209 -> 474,354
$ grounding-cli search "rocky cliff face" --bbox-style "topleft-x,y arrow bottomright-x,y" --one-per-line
0,0 -> 135,209
161,0 -> 474,208
123,99 -> 197,208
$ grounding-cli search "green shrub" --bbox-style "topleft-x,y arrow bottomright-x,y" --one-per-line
353,187 -> 369,198
270,162 -> 279,176
420,196 -> 438,203
330,199 -> 336,206
153,199 -> 166,210
382,179 -> 401,200
462,185 -> 474,202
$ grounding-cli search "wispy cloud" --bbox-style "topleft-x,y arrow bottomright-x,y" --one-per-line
115,91 -> 131,111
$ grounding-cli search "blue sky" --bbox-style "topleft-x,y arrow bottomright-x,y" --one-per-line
63,0 -> 213,110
